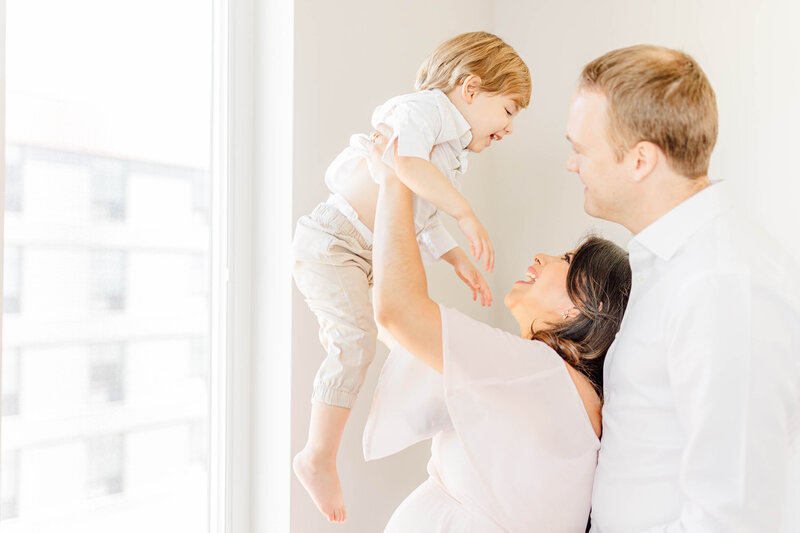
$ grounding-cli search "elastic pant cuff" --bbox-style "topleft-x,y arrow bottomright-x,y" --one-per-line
312,385 -> 357,409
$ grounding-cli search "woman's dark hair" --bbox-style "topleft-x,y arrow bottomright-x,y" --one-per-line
530,236 -> 632,400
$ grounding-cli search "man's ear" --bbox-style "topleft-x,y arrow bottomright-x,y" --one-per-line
631,141 -> 660,183
460,74 -> 483,104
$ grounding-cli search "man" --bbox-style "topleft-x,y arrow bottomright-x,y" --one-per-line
566,44 -> 800,532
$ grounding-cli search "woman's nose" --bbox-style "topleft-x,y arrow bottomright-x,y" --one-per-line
533,254 -> 544,265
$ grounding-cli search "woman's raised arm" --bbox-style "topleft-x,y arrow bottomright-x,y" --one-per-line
370,127 -> 444,373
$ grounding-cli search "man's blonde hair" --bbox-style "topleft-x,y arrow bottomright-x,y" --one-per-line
415,31 -> 532,109
579,45 -> 718,178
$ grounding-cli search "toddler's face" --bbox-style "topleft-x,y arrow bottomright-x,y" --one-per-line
462,92 -> 521,152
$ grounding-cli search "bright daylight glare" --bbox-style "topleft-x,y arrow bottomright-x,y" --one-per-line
2,1 -> 213,532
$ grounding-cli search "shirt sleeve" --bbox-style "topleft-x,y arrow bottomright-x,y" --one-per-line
416,214 -> 458,264
644,269 -> 800,532
373,99 -> 442,169
440,305 -> 599,532
362,342 -> 452,461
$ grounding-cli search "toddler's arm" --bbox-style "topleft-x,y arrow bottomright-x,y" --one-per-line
394,149 -> 494,271
440,247 -> 493,307
394,153 -> 471,219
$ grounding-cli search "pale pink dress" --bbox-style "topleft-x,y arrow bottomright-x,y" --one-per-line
364,305 -> 600,533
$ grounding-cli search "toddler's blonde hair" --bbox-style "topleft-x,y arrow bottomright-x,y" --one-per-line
415,31 -> 532,109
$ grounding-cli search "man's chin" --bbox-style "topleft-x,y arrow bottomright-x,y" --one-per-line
583,197 -> 597,217
584,199 -> 619,224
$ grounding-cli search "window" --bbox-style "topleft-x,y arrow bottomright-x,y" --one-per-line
4,145 -> 22,212
1,348 -> 21,417
91,159 -> 127,221
88,344 -> 125,404
86,434 -> 124,498
188,336 -> 207,380
3,246 -> 21,314
0,450 -> 20,519
90,250 -> 126,312
187,420 -> 208,467
192,169 -> 209,221
2,0 -> 217,530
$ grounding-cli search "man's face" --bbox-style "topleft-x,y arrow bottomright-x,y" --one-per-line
565,89 -> 632,223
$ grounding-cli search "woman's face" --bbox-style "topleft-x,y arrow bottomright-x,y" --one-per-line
504,251 -> 576,334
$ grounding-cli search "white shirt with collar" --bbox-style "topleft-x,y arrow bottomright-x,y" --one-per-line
591,181 -> 800,532
324,89 -> 472,262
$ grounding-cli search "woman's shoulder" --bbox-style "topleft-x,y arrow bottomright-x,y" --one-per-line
440,305 -> 572,381
441,304 -> 602,438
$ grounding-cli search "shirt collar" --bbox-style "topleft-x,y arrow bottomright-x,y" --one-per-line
630,180 -> 731,262
432,89 -> 472,150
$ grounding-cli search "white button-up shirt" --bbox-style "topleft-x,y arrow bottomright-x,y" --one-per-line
325,89 -> 472,261
591,182 -> 800,532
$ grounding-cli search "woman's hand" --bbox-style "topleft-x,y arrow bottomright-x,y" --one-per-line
363,123 -> 396,184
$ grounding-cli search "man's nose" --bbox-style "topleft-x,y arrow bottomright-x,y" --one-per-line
566,153 -> 578,173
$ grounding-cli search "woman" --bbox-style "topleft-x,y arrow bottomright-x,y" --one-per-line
364,126 -> 632,532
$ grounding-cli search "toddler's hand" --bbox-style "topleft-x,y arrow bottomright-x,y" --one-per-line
453,253 -> 493,307
457,212 -> 494,272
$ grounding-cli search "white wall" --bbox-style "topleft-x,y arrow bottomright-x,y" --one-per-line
289,1 -> 800,530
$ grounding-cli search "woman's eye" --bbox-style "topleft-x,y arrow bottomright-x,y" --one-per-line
563,254 -> 571,264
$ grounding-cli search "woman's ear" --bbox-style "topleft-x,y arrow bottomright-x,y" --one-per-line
460,74 -> 482,104
566,306 -> 581,320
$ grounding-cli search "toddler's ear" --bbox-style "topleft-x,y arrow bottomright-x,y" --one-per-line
460,74 -> 483,104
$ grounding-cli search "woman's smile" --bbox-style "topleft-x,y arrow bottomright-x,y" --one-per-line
515,266 -> 538,285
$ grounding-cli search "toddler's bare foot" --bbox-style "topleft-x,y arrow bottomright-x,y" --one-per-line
293,449 -> 347,523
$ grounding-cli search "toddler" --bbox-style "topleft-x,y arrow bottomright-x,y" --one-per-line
291,31 -> 531,522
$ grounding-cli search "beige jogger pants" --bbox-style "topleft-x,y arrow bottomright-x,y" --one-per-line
291,202 -> 377,409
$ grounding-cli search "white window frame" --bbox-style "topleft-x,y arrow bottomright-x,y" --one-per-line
211,1 -> 293,532
248,0 -> 294,530
0,2 -> 7,437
